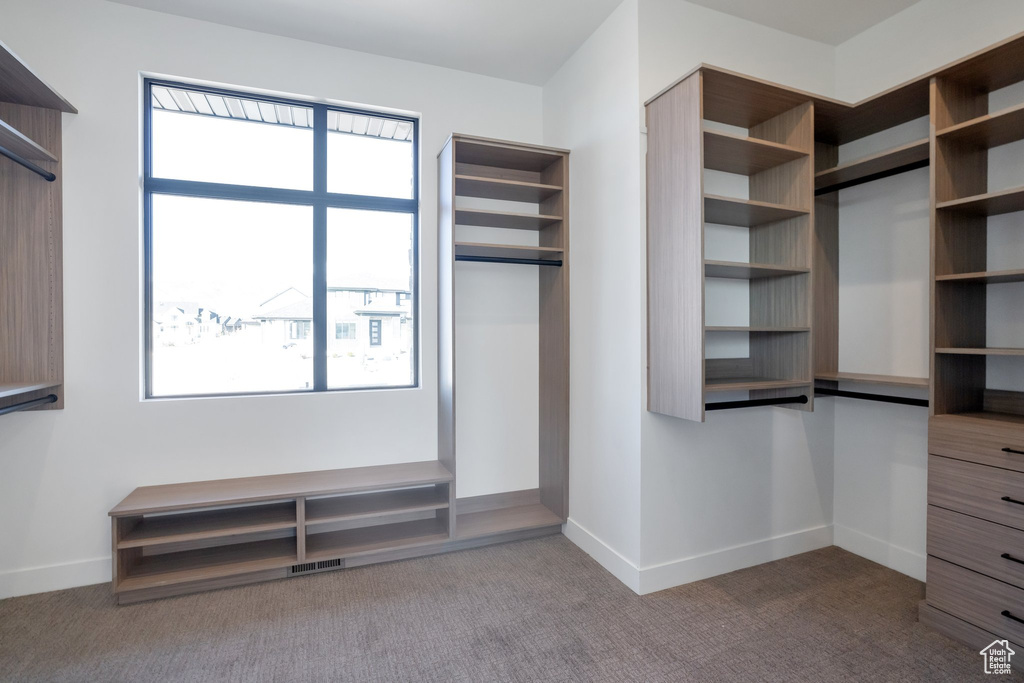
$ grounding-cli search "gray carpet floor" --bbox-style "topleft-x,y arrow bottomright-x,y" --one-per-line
0,537 -> 1015,682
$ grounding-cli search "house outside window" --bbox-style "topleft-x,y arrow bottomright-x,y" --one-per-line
144,79 -> 418,398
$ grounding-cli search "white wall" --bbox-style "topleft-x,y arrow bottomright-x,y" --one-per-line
830,1 -> 1024,582
635,0 -> 836,593
0,0 -> 544,598
542,0 -> 645,589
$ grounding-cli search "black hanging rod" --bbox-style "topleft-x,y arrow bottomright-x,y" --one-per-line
815,387 -> 928,407
0,393 -> 58,417
706,395 -> 808,411
814,158 -> 929,196
455,255 -> 562,267
0,145 -> 56,182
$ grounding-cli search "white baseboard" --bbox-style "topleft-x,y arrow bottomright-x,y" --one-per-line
563,518 -> 641,592
834,524 -> 925,581
0,557 -> 110,600
637,524 -> 835,595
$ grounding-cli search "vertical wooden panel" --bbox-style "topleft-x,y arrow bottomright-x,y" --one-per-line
437,139 -> 457,538
0,102 -> 63,411
813,187 -> 839,377
296,497 -> 306,561
539,156 -> 569,520
646,71 -> 705,421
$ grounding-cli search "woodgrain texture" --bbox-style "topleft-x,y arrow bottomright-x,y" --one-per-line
454,208 -> 561,231
813,186 -> 839,376
109,461 -> 454,516
437,139 -> 457,536
0,102 -> 64,413
926,557 -> 1024,647
0,39 -> 76,113
937,101 -> 1024,148
702,129 -> 806,175
814,139 -> 929,194
454,242 -> 562,261
703,194 -> 807,227
455,503 -> 562,540
646,71 -> 704,421
0,116 -> 57,161
929,414 -> 1024,472
304,486 -> 449,526
928,505 -> 1024,589
117,502 -> 297,549
937,187 -> 1024,216
928,454 -> 1024,531
919,601 -> 1024,670
814,372 -> 928,388
454,174 -> 561,202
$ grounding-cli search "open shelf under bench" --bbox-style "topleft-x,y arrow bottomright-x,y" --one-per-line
110,461 -> 565,603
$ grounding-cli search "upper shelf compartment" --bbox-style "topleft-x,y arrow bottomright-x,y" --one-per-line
454,175 -> 561,202
454,137 -> 563,173
0,117 -> 56,162
704,194 -> 808,227
0,39 -> 76,113
815,138 -> 929,195
703,129 -> 806,175
936,102 -> 1024,148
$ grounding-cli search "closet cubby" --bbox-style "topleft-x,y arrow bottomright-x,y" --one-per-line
646,70 -> 814,422
0,40 -> 75,415
930,69 -> 1024,421
438,134 -> 569,535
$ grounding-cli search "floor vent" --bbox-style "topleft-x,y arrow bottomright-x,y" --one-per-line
291,562 -> 316,574
288,558 -> 344,577
317,558 -> 342,570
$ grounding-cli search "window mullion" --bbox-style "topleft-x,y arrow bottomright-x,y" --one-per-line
313,105 -> 328,391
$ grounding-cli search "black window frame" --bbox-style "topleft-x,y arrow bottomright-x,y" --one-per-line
143,78 -> 420,399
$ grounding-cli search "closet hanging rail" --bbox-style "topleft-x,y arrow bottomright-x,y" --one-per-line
705,395 -> 808,411
0,393 -> 58,417
0,145 -> 56,182
454,255 -> 563,267
814,387 -> 928,407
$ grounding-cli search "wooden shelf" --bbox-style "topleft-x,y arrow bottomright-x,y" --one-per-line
704,194 -> 808,227
936,186 -> 1024,216
704,260 -> 809,279
454,137 -> 564,172
935,269 -> 1024,284
937,102 -> 1024,148
0,39 -> 76,112
119,537 -> 297,591
118,502 -> 296,549
454,175 -> 560,202
706,326 -> 810,332
0,381 -> 60,400
455,503 -> 562,541
109,460 -> 453,516
705,377 -> 810,393
0,117 -> 56,162
936,347 -> 1024,356
936,411 -> 1024,427
814,138 -> 929,194
305,487 -> 448,526
454,242 -> 563,261
454,208 -> 561,231
702,129 -> 806,175
815,371 -> 929,388
305,518 -> 447,560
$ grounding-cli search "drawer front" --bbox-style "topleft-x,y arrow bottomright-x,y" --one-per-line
927,557 -> 1024,647
929,455 -> 1024,531
929,505 -> 1024,589
930,415 -> 1024,473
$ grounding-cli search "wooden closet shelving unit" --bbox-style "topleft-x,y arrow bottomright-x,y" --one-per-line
646,69 -> 815,422
438,133 -> 569,538
649,30 -> 1024,659
0,40 -> 74,414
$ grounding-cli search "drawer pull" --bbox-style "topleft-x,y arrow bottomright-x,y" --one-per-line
1003,610 -> 1024,626
1002,553 -> 1024,566
1003,447 -> 1024,456
1002,496 -> 1024,506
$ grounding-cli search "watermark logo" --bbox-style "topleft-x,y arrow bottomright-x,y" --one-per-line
980,640 -> 1015,675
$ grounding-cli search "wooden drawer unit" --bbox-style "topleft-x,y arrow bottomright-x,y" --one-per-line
928,506 -> 1024,589
930,415 -> 1024,473
927,557 -> 1024,647
928,455 -> 1024,531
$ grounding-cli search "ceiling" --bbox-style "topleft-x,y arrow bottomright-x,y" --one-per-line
107,0 -> 623,85
684,0 -> 923,45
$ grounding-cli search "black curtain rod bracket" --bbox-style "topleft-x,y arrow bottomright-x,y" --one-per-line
706,394 -> 808,412
0,393 -> 58,417
455,255 -> 562,267
815,387 -> 928,408
0,145 -> 56,182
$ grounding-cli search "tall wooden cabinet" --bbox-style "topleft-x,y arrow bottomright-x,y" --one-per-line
437,134 -> 569,533
0,40 -> 74,415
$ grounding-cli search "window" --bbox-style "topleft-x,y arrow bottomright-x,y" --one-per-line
145,80 -> 418,398
335,322 -> 356,340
